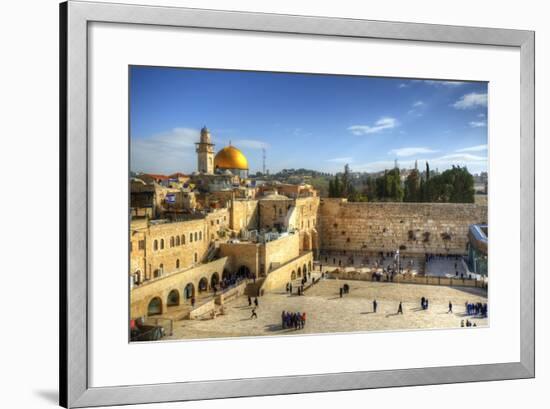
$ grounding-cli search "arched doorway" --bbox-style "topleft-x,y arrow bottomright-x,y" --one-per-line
303,264 -> 307,274
147,297 -> 162,316
134,270 -> 142,285
237,265 -> 251,279
222,269 -> 231,280
184,283 -> 195,299
297,267 -> 302,278
167,289 -> 180,307
198,277 -> 208,293
291,270 -> 296,280
211,272 -> 220,288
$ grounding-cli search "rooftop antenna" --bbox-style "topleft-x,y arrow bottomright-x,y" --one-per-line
262,148 -> 266,175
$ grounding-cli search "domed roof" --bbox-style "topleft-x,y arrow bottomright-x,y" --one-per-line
214,145 -> 248,170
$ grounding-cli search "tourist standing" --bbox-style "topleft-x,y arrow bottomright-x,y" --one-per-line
339,287 -> 343,298
373,299 -> 378,313
254,297 -> 259,307
398,302 -> 403,314
448,301 -> 453,313
248,295 -> 252,306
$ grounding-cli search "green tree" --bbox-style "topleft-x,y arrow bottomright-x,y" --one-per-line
404,168 -> 421,202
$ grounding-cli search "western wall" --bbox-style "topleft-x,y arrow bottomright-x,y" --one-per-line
318,199 -> 488,255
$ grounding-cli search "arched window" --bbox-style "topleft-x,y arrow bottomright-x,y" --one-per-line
160,239 -> 164,249
190,233 -> 193,243
182,234 -> 185,244
194,252 -> 198,263
199,231 -> 202,240
153,240 -> 158,251
194,232 -> 198,241
170,236 -> 175,247
159,264 -> 164,274
176,259 -> 180,269
176,236 -> 180,246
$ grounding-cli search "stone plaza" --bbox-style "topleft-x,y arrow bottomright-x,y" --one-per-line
166,273 -> 488,340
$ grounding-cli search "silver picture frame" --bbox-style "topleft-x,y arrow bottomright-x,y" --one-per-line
60,1 -> 535,407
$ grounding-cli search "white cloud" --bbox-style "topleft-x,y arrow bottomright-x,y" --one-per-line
398,83 -> 408,88
131,127 -> 200,174
455,144 -> 488,153
231,139 -> 270,150
355,153 -> 487,173
412,101 -> 425,107
452,92 -> 488,109
348,117 -> 398,135
424,80 -> 464,87
326,157 -> 354,163
131,129 -> 269,174
389,147 -> 438,157
469,121 -> 487,128
477,113 -> 486,118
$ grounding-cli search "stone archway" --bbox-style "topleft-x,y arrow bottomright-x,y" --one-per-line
166,289 -> 180,307
211,272 -> 220,288
291,270 -> 296,280
297,267 -> 302,278
198,277 -> 209,293
184,283 -> 195,299
222,269 -> 231,280
147,297 -> 163,316
237,265 -> 251,279
303,263 -> 307,274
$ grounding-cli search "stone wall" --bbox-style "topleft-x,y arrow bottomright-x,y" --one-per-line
261,233 -> 300,274
230,199 -> 259,232
319,199 -> 488,255
260,251 -> 314,293
130,257 -> 230,318
219,241 -> 260,276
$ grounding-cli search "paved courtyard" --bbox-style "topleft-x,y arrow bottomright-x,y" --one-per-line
166,278 -> 488,340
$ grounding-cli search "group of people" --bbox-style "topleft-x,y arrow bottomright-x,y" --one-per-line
339,283 -> 350,298
461,319 -> 477,327
425,253 -> 462,263
281,310 -> 306,330
465,301 -> 488,317
420,296 -> 430,310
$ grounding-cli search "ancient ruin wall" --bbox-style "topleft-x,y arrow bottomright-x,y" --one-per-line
319,199 -> 488,255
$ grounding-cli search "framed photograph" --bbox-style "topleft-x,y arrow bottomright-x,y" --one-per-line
60,1 -> 534,407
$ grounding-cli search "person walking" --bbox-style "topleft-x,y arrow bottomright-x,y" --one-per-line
254,297 -> 259,307
250,308 -> 257,319
248,295 -> 252,306
448,301 -> 453,314
339,287 -> 343,298
191,297 -> 196,308
397,301 -> 403,314
373,299 -> 378,313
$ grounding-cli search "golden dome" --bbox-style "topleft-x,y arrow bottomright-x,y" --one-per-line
214,145 -> 248,170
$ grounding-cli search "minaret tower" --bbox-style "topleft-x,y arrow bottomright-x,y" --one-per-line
195,126 -> 215,174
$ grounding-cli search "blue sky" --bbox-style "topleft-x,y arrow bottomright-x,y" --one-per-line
130,66 -> 488,175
